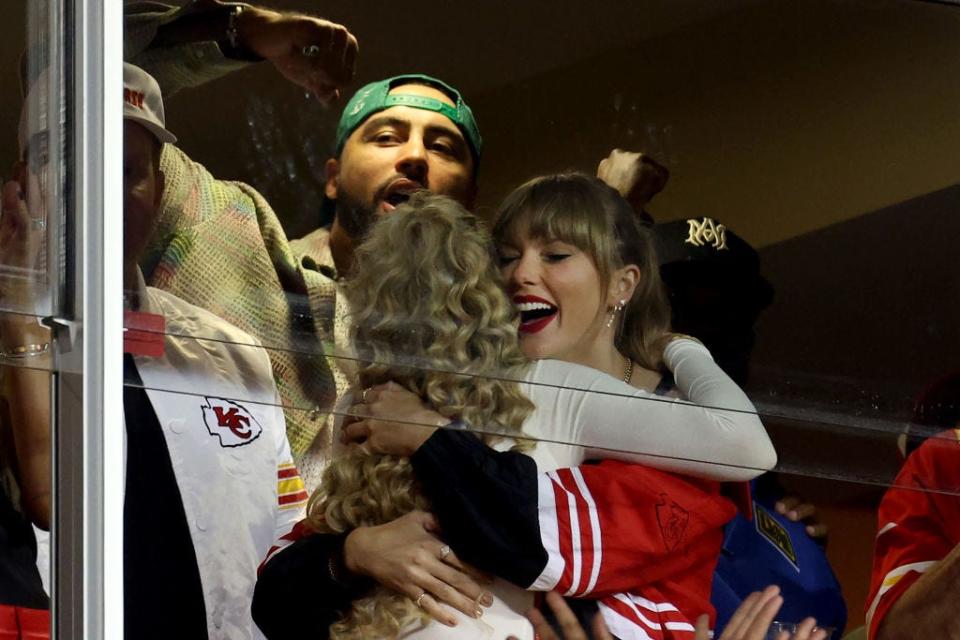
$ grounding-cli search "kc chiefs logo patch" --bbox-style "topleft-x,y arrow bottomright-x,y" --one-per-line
201,397 -> 263,447
655,493 -> 690,552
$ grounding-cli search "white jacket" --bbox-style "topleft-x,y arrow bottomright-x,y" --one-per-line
129,274 -> 306,639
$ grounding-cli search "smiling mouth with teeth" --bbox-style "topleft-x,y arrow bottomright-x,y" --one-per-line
515,297 -> 558,334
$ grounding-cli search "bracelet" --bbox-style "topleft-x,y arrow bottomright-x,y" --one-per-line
0,342 -> 50,359
220,3 -> 265,62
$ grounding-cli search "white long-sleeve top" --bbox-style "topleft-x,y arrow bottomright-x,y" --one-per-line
516,338 -> 776,481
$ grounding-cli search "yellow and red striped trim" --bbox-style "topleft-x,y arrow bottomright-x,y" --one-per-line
277,462 -> 308,510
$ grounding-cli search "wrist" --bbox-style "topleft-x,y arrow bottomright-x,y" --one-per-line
342,527 -> 367,576
232,4 -> 281,59
0,318 -> 50,349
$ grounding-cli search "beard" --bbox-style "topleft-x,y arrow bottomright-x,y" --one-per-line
333,187 -> 378,242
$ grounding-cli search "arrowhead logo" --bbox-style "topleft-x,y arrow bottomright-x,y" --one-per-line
655,493 -> 690,552
201,398 -> 263,447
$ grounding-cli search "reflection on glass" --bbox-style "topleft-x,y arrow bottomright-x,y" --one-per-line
0,1 -> 65,636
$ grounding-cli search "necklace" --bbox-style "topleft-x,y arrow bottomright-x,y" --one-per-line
623,356 -> 634,384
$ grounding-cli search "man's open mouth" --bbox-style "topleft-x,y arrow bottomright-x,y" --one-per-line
379,180 -> 423,212
514,295 -> 557,334
383,192 -> 411,208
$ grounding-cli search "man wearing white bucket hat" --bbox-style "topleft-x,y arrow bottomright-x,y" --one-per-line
0,63 -> 307,639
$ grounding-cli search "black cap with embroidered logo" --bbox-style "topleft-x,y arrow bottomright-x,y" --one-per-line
655,216 -> 758,270
654,216 -> 773,385
654,216 -> 772,306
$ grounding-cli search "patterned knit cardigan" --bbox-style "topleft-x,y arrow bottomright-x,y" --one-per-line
143,144 -> 347,485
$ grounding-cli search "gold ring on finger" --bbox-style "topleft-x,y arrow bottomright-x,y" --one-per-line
415,591 -> 427,608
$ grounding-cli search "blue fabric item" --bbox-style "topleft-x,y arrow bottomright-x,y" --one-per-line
712,475 -> 847,639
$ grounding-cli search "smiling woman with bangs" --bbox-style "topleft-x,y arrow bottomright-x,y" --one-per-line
493,172 -> 670,390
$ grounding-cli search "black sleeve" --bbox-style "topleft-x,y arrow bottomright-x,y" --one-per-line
410,429 -> 548,588
252,532 -> 373,639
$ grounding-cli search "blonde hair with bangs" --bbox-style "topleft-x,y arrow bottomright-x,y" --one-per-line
493,173 -> 671,371
306,192 -> 535,639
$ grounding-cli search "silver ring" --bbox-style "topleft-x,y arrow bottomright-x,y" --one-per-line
361,388 -> 369,403
302,44 -> 322,58
415,591 -> 427,608
31,217 -> 46,230
439,545 -> 451,560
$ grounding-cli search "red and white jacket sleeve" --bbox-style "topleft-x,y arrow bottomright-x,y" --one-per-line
865,430 -> 960,640
410,429 -> 735,597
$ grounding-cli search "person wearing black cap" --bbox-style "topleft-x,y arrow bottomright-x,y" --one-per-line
651,223 -> 847,639
654,216 -> 774,387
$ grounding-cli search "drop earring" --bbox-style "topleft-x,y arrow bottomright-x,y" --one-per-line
606,299 -> 626,328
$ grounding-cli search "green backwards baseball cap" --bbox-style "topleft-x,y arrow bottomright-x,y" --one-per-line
335,74 -> 482,164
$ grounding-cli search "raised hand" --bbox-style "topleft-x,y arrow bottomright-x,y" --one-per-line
235,5 -> 358,103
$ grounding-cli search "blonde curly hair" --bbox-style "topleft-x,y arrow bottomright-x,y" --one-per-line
306,192 -> 535,640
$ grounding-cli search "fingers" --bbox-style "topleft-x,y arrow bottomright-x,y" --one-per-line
591,610 -> 613,640
745,592 -> 785,640
774,496 -> 800,514
405,589 -> 457,627
544,592 -> 589,640
785,503 -> 816,522
410,509 -> 440,533
343,32 -> 358,82
775,495 -> 828,540
401,537 -> 487,622
325,25 -> 356,85
791,618 -> 829,640
721,585 -> 781,640
597,157 -> 608,178
362,382 -> 411,405
775,495 -> 817,521
303,22 -> 356,101
419,571 -> 484,621
694,614 -> 711,640
432,557 -> 488,603
526,606 -> 560,640
341,419 -> 371,444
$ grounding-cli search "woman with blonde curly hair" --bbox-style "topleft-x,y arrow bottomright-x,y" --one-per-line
257,188 -> 775,640
302,195 -> 534,639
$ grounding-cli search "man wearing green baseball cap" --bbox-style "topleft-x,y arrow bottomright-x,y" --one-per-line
291,73 -> 483,277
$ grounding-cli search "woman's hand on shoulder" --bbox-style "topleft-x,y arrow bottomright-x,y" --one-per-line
341,381 -> 448,457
